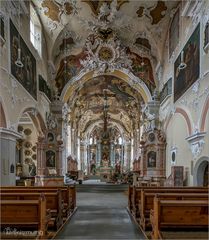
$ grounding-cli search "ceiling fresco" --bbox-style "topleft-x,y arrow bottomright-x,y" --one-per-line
55,46 -> 155,95
41,0 -> 74,22
68,75 -> 143,137
31,0 -> 180,137
82,0 -> 128,16
33,0 -> 179,64
136,1 -> 168,25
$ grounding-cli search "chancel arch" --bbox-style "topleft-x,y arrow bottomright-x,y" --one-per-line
61,70 -> 153,104
62,74 -> 146,179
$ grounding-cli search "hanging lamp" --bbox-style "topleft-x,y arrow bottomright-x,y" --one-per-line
178,1 -> 187,71
15,1 -> 23,68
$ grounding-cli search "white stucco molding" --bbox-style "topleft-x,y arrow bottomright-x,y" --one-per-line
0,127 -> 23,141
185,131 -> 206,160
60,68 -> 152,103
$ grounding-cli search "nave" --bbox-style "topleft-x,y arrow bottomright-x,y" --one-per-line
55,185 -> 144,240
1,183 -> 208,240
1,0 -> 209,239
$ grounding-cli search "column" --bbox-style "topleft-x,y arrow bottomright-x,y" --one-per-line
80,142 -> 85,171
36,136 -> 45,175
57,141 -> 63,176
136,128 -> 141,159
0,128 -> 22,186
77,136 -> 81,170
97,140 -> 101,167
84,141 -> 88,174
121,144 -> 124,172
130,138 -> 134,170
71,127 -> 74,157
127,142 -> 132,171
87,145 -> 91,174
110,141 -> 114,166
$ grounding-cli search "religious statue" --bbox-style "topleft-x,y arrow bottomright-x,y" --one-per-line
102,153 -> 109,167
46,112 -> 57,130
115,161 -> 121,174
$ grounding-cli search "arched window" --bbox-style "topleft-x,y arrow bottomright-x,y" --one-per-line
30,3 -> 41,56
89,137 -> 93,145
118,137 -> 122,145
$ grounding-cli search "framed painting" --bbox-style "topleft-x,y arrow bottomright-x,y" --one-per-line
174,23 -> 200,102
160,78 -> 172,103
204,22 -> 209,48
46,150 -> 56,168
169,8 -> 179,57
0,14 -> 5,40
147,151 -> 156,168
10,19 -> 37,100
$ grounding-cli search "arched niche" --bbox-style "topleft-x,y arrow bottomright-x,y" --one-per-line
16,108 -> 47,178
18,107 -> 46,135
193,156 -> 209,186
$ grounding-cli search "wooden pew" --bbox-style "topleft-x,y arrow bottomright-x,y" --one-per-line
0,191 -> 63,229
150,197 -> 209,240
0,186 -> 76,219
140,192 -> 208,230
0,194 -> 51,239
131,186 -> 208,220
128,185 -> 133,211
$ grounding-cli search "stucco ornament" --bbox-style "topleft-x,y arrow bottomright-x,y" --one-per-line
62,103 -> 70,135
80,33 -> 132,76
186,132 -> 206,160
190,140 -> 205,159
141,104 -> 156,131
46,112 -> 57,130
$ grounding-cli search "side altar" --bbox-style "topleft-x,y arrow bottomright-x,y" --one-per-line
35,113 -> 64,186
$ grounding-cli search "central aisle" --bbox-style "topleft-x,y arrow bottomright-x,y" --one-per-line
55,190 -> 145,240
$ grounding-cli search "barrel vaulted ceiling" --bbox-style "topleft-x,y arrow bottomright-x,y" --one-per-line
31,0 -> 180,138
33,0 -> 179,69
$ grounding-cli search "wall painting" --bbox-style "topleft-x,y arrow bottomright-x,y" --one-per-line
10,19 -> 37,100
174,23 -> 200,102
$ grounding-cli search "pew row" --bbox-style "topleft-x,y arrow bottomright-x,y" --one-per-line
0,186 -> 76,219
0,191 -> 63,229
140,192 -> 208,230
1,195 -> 51,239
150,197 -> 209,240
129,186 -> 208,220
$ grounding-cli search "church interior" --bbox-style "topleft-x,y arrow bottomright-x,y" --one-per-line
0,0 -> 209,239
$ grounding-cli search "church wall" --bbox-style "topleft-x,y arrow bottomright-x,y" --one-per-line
0,1 -> 50,131
160,1 -> 209,186
0,1 -> 50,185
1,138 -> 16,186
165,114 -> 193,185
193,111 -> 209,186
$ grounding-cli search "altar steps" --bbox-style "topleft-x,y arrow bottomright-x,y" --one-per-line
76,183 -> 128,193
